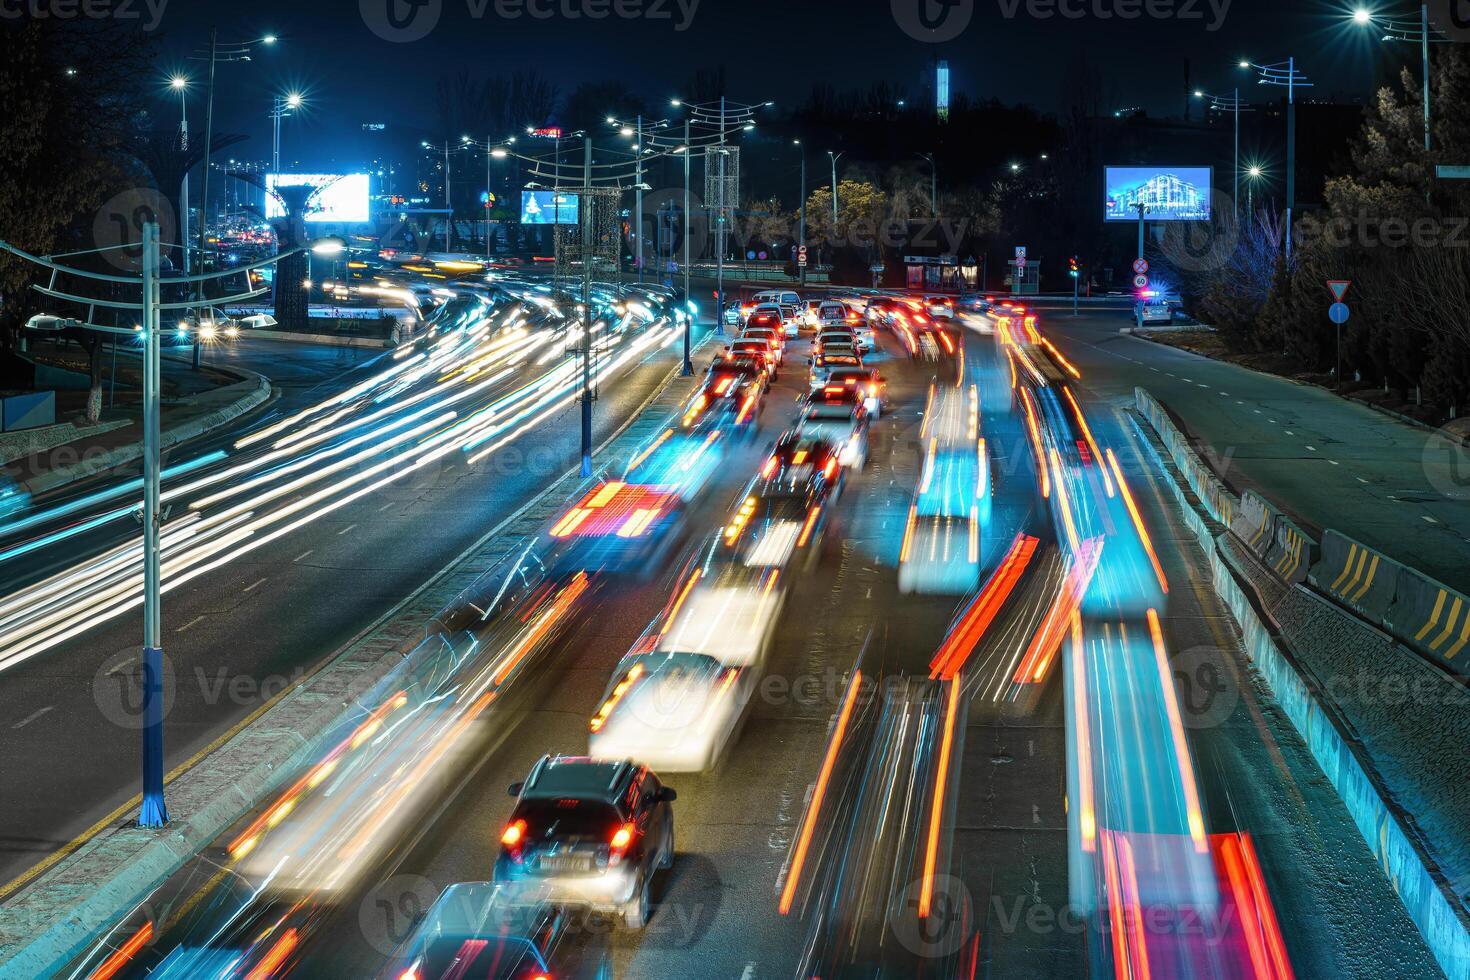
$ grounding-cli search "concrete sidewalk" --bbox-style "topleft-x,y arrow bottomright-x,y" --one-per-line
1054,311 -> 1470,594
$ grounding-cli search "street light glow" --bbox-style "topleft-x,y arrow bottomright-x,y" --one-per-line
170,76 -> 188,90
285,92 -> 302,108
620,126 -> 634,137
1238,59 -> 1250,68
262,35 -> 278,44
1353,7 -> 1372,24
491,148 -> 509,159
670,98 -> 681,107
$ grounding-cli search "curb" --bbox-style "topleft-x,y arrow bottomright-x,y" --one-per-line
0,340 -> 709,977
245,330 -> 392,349
1129,408 -> 1470,980
15,374 -> 274,499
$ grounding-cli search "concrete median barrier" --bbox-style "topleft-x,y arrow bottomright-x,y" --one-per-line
1230,490 -> 1278,561
1264,516 -> 1317,586
1387,570 -> 1470,671
1309,531 -> 1401,629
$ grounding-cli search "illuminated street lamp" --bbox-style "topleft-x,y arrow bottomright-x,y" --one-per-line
1353,5 -> 1448,151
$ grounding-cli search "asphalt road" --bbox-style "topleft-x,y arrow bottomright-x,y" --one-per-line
0,324 -> 689,890
1050,312 -> 1470,593
95,316 -> 1440,979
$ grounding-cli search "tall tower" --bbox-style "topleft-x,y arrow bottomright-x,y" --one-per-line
936,60 -> 950,123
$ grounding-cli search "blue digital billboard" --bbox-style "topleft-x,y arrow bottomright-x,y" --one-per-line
1105,167 -> 1213,222
520,190 -> 580,225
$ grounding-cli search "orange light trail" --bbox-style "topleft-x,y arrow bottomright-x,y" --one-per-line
1237,832 -> 1297,979
86,922 -> 153,980
1105,448 -> 1168,595
491,573 -> 589,685
1061,387 -> 1112,496
626,428 -> 672,474
1019,388 -> 1049,498
1048,448 -> 1082,554
779,668 -> 863,915
244,928 -> 299,980
919,677 -> 962,918
929,533 -> 1039,680
1116,833 -> 1154,980
1013,538 -> 1103,685
1041,336 -> 1082,378
228,691 -> 407,857
1070,613 -> 1096,851
1146,608 -> 1207,852
797,506 -> 823,548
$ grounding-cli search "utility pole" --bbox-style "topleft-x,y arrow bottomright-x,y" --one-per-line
635,114 -> 644,284
196,27 -> 217,373
682,119 -> 693,376
581,134 -> 594,478
486,134 -> 493,258
444,142 -> 453,253
1286,57 -> 1296,256
140,221 -> 167,828
715,96 -> 727,336
828,151 -> 843,224
1422,2 -> 1432,151
797,144 -> 807,288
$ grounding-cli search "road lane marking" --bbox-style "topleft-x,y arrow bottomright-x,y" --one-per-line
1356,477 -> 1369,483
338,523 -> 358,536
176,615 -> 206,633
12,706 -> 52,729
1305,445 -> 1316,451
1329,460 -> 1340,466
243,577 -> 268,593
377,501 -> 395,512
1423,516 -> 1440,524
293,549 -> 314,562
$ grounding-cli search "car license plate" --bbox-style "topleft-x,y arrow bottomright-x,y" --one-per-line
539,854 -> 593,873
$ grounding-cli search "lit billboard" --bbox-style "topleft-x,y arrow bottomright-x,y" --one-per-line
266,173 -> 371,223
520,190 -> 580,225
1105,167 -> 1212,222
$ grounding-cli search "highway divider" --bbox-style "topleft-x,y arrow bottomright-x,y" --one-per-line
0,337 -> 713,978
1386,567 -> 1470,668
1129,409 -> 1470,980
1230,490 -> 1279,563
1134,388 -> 1239,528
1263,514 -> 1316,585
1309,531 -> 1402,628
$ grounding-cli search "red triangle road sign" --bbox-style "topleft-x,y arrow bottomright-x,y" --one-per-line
1327,280 -> 1352,303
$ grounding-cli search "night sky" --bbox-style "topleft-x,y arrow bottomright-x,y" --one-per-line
146,0 -> 1402,172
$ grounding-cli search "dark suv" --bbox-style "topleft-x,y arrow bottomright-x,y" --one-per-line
493,756 -> 676,928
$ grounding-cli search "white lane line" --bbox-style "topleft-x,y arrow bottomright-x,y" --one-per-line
377,501 -> 395,512
338,523 -> 359,536
293,549 -> 314,562
1285,430 -> 1295,436
1254,409 -> 1262,414
1328,460 -> 1340,466
1305,445 -> 1316,451
1356,477 -> 1369,483
1423,515 -> 1440,524
12,706 -> 52,729
243,577 -> 268,593
176,615 -> 206,633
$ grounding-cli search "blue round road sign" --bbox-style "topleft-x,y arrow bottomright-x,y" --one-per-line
1329,302 -> 1350,325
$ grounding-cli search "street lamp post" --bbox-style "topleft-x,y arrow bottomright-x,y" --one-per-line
683,120 -> 693,374
191,30 -> 277,370
0,229 -> 297,828
270,92 -> 302,175
1355,6 -> 1447,152
827,151 -> 843,225
1195,88 -> 1253,212
917,152 -> 937,217
1243,58 -> 1312,256
794,140 -> 807,288
170,77 -> 190,290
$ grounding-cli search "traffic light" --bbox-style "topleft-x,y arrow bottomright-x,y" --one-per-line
1069,256 -> 1079,278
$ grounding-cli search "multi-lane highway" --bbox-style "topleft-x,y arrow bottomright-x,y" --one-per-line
38,294 -> 1440,979
0,282 -> 693,891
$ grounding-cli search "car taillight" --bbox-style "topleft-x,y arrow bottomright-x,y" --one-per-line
609,822 -> 636,864
501,818 -> 527,852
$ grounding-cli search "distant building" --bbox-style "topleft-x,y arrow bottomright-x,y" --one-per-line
936,60 -> 950,123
